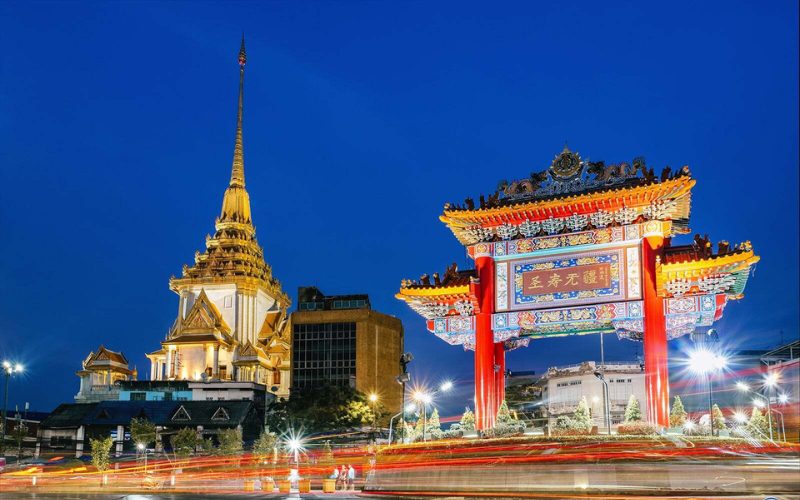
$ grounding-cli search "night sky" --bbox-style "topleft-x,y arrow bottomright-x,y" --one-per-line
1,1 -> 797,417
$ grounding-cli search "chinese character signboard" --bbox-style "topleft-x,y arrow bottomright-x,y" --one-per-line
496,245 -> 642,311
521,262 -> 612,295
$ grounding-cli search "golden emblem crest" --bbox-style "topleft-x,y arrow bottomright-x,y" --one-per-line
550,146 -> 582,180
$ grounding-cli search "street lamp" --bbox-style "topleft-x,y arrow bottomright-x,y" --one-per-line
736,378 -> 777,441
368,393 -> 379,433
688,348 -> 727,436
1,361 -> 24,454
413,381 -> 452,442
137,442 -> 147,472
593,370 -> 611,435
763,372 -> 780,441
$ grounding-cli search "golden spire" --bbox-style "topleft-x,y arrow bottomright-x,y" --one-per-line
220,36 -> 252,224
231,35 -> 246,187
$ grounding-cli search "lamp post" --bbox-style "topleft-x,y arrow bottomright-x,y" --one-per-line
593,370 -> 611,435
137,442 -> 147,473
688,348 -> 727,437
737,379 -> 779,441
368,393 -> 379,434
763,372 -> 779,441
413,381 -> 453,442
1,361 -> 24,455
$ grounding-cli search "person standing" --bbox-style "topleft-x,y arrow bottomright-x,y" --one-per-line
347,464 -> 356,490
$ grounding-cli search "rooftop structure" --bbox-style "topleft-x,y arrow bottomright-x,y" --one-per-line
74,346 -> 135,403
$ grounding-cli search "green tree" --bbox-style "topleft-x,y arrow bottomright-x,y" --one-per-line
669,396 -> 687,428
130,418 -> 156,448
459,407 -> 475,432
200,436 -> 215,454
253,428 -> 278,463
497,400 -> 514,425
217,428 -> 244,455
401,419 -> 416,442
90,436 -> 114,473
573,397 -> 593,430
747,407 -> 769,438
711,404 -> 726,432
172,428 -> 198,458
624,395 -> 642,423
425,408 -> 442,439
265,383 -> 377,433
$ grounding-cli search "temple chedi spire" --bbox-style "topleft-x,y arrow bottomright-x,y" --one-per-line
149,39 -> 292,398
171,37 -> 287,302
220,35 -> 252,225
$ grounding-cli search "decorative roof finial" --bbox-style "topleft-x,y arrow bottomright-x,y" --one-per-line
238,34 -> 247,67
230,35 -> 246,187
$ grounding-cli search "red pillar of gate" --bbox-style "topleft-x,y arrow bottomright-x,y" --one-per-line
642,234 -> 670,428
474,254 -> 497,430
494,342 -> 506,410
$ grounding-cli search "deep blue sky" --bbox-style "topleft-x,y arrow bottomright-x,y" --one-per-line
1,1 -> 797,416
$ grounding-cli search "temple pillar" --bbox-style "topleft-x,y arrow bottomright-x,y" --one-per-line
642,234 -> 669,428
75,425 -> 85,458
213,345 -> 220,378
474,254 -> 497,430
165,349 -> 173,380
115,425 -> 124,457
494,342 -> 506,410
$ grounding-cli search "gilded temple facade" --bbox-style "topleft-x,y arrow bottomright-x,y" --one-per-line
146,39 -> 291,398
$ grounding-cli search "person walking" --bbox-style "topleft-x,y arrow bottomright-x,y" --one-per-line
336,465 -> 346,491
347,464 -> 356,491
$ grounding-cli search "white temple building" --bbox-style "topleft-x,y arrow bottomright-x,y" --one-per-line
145,38 -> 291,398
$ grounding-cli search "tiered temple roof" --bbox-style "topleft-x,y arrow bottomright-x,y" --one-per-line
169,38 -> 288,305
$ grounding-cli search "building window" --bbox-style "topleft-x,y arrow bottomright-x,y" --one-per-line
292,322 -> 356,389
163,392 -> 173,401
273,369 -> 281,385
224,295 -> 233,308
130,392 -> 146,401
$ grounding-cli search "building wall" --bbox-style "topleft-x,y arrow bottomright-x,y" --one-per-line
291,308 -> 404,419
543,361 -> 646,428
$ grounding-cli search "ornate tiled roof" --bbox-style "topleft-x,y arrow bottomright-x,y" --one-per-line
440,147 -> 695,245
658,240 -> 759,299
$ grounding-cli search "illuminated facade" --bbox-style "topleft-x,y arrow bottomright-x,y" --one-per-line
75,346 -> 135,403
146,39 -> 291,398
398,147 -> 759,430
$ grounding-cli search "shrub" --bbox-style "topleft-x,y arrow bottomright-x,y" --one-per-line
624,395 -> 642,423
669,396 -> 687,428
172,427 -> 199,458
459,408 -> 475,432
90,436 -> 114,473
617,421 -> 659,436
495,421 -> 526,437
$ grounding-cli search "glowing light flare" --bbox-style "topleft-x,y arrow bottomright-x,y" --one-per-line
778,394 -> 789,404
736,381 -> 750,392
439,380 -> 453,392
687,348 -> 728,375
764,372 -> 780,387
412,390 -> 432,405
2,360 -> 23,373
733,411 -> 748,424
369,393 -> 379,403
752,399 -> 765,408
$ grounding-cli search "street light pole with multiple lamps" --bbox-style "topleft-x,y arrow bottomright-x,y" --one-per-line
1,361 -> 24,454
